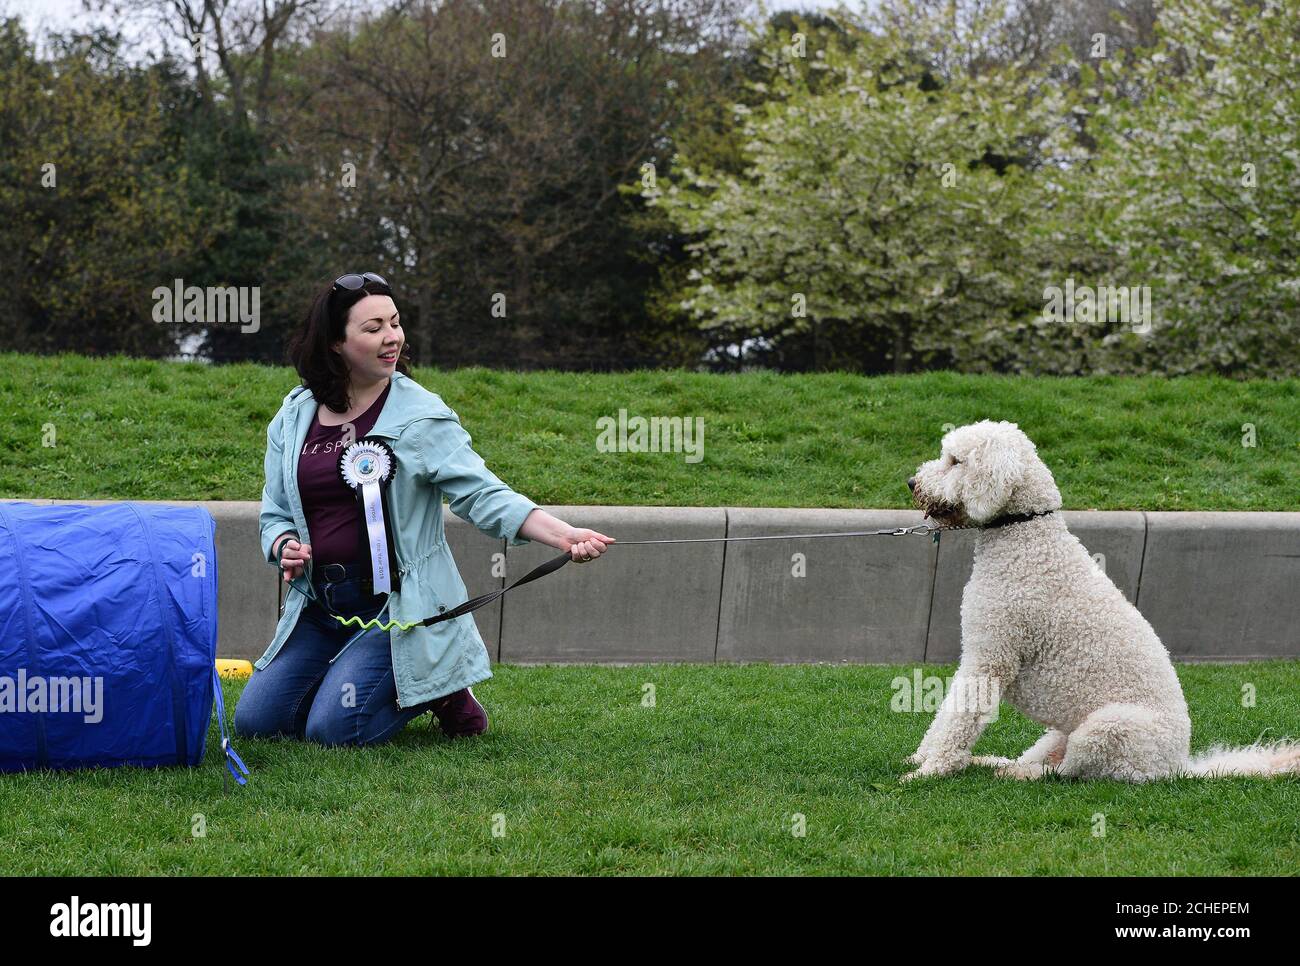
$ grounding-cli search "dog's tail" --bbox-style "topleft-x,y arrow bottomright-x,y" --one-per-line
1184,740 -> 1300,778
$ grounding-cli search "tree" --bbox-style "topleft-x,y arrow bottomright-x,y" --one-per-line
0,20 -> 226,356
1058,0 -> 1300,376
646,2 -> 1072,372
280,0 -> 744,369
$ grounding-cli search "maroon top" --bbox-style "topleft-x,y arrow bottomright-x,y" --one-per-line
297,380 -> 391,565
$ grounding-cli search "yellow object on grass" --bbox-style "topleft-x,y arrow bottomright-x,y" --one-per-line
216,659 -> 253,680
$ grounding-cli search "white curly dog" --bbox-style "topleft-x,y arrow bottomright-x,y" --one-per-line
903,419 -> 1299,783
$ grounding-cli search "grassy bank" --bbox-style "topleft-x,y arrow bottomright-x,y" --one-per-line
0,353 -> 1296,510
1,663 -> 1297,875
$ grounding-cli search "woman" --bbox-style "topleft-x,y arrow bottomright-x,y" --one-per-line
234,272 -> 613,747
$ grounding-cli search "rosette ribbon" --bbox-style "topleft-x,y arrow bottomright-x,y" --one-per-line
337,436 -> 399,594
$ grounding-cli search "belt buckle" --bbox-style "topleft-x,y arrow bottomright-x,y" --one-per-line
322,563 -> 348,582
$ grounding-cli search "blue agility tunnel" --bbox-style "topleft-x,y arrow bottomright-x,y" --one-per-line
0,502 -> 245,781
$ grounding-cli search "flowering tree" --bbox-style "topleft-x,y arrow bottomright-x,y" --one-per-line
644,2 -> 1072,372
646,0 -> 1299,377
1062,0 -> 1300,376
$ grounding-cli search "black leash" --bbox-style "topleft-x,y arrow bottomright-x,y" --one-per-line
425,511 -> 1057,626
418,549 -> 574,626
289,511 -> 1056,631
417,524 -> 938,627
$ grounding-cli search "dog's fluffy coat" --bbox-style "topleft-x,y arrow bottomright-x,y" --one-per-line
904,420 -> 1299,782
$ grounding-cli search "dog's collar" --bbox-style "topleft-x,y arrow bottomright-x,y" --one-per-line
982,509 -> 1057,529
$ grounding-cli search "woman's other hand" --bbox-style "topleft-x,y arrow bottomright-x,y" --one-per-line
279,538 -> 312,582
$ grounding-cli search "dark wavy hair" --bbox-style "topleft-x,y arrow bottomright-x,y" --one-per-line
286,275 -> 412,414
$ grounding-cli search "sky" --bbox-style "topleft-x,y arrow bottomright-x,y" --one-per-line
3,0 -> 857,40
3,0 -> 864,68
2,0 -> 161,56
6,0 -> 104,35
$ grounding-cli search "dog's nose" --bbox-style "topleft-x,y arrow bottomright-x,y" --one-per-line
907,476 -> 916,492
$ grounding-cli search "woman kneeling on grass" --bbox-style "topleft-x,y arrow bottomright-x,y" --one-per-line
234,272 -> 613,747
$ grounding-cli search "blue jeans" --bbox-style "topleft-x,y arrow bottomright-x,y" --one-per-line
234,562 -> 437,747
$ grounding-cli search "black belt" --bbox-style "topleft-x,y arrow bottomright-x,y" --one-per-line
317,562 -> 372,587
311,562 -> 384,606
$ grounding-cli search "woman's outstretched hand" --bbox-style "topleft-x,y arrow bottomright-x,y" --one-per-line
563,527 -> 615,563
516,509 -> 615,563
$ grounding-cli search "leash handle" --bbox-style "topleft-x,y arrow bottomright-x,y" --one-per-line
277,535 -> 322,606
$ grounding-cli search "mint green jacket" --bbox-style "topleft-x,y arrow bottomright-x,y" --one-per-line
256,370 -> 539,707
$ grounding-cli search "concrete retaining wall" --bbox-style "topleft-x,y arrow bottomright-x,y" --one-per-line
5,500 -> 1298,662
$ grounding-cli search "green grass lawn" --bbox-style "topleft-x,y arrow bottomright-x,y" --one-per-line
1,353 -> 1296,510
2,662 -> 1297,875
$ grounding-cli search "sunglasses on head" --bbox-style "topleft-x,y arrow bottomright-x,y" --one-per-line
332,271 -> 389,293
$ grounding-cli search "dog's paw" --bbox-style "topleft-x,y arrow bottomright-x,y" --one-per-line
904,751 -> 926,766
971,755 -> 1014,768
901,761 -> 953,782
901,752 -> 972,782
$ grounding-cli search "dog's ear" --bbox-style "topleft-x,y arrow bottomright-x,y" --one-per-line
960,430 -> 1025,523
